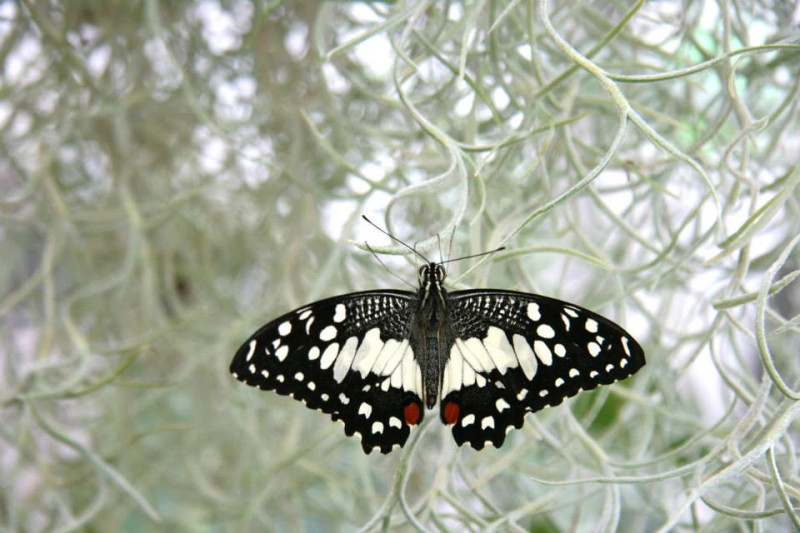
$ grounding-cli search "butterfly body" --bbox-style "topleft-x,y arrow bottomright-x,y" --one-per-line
231,263 -> 645,454
412,263 -> 452,409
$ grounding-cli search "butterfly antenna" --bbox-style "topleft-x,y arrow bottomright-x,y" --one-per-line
439,246 -> 506,266
364,242 -> 416,290
361,215 -> 431,264
446,225 -> 456,263
413,241 -> 423,269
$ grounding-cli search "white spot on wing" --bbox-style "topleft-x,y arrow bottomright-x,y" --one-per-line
260,370 -> 269,378
390,360 -> 402,388
457,338 -> 494,373
401,346 -> 419,394
333,303 -> 346,323
320,343 -> 339,369
620,358 -> 628,368
339,393 -> 350,405
372,339 -> 403,375
569,368 -> 580,378
333,336 -> 359,382
483,327 -> 518,374
564,307 -> 579,318
248,364 -> 256,374
275,345 -> 289,362
278,321 -> 292,336
585,318 -> 599,333
298,309 -> 312,320
527,302 -> 541,321
352,328 -> 384,378
308,346 -> 320,360
294,372 -> 304,381
319,325 -> 337,341
495,398 -> 510,412
389,416 -> 402,429
371,421 -> 384,434
442,348 -> 464,397
358,402 -> 372,418
512,334 -> 538,380
534,340 -> 552,366
555,377 -> 565,387
461,414 -> 475,427
481,416 -> 495,429
414,361 -> 422,400
516,389 -> 528,400
536,324 -> 555,339
462,360 -> 476,387
305,317 -> 315,334
622,336 -> 631,356
554,344 -> 566,357
245,340 -> 256,362
441,357 -> 451,397
588,342 -> 601,357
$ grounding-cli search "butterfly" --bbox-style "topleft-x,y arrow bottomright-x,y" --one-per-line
230,253 -> 645,454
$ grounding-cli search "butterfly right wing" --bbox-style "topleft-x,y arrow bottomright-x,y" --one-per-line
230,290 -> 425,454
441,290 -> 645,450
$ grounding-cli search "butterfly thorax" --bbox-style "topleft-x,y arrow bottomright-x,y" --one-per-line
415,263 -> 453,409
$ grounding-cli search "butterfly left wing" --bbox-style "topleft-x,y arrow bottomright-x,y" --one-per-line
230,290 -> 425,454
442,290 -> 645,450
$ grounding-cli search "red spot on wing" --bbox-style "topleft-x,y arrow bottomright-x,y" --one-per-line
404,402 -> 421,425
443,401 -> 460,425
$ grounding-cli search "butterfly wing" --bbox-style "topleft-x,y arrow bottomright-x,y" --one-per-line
230,290 -> 425,454
443,290 -> 645,450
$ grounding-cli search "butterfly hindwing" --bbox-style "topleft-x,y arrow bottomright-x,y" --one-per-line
230,290 -> 425,453
442,290 -> 645,449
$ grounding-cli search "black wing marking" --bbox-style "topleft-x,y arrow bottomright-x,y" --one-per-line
442,290 -> 645,450
230,290 -> 425,454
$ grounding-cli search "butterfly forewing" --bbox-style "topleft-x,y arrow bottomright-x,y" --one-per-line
229,290 -> 426,453
442,290 -> 645,449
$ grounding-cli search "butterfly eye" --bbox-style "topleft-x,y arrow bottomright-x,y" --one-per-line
435,265 -> 446,282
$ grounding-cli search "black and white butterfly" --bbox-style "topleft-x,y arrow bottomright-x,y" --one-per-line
230,255 -> 646,454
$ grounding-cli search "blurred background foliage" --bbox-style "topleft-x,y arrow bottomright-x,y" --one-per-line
1,0 -> 799,531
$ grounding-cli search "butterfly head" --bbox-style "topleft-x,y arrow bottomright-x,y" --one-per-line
418,262 -> 446,288
417,263 -> 447,321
